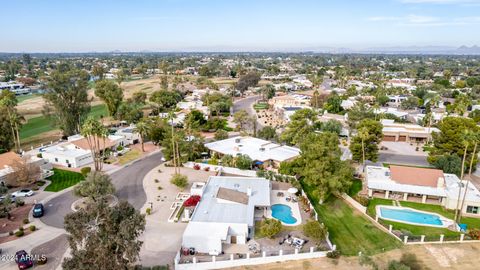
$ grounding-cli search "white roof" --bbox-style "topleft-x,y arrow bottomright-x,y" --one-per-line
366,166 -> 447,197
191,176 -> 271,227
381,119 -> 439,134
205,136 -> 300,162
444,175 -> 480,203
42,143 -> 90,158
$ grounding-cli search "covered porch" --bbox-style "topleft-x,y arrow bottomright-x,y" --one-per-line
368,188 -> 444,205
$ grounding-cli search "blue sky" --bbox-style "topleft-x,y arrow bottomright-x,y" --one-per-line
2,0 -> 480,52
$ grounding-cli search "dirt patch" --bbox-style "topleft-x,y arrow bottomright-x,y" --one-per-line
0,204 -> 33,234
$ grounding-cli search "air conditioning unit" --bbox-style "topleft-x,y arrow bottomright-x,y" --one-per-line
235,138 -> 241,143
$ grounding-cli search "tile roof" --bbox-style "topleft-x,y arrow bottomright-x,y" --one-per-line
390,165 -> 444,187
0,151 -> 21,168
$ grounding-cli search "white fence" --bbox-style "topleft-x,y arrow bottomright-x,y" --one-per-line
183,162 -> 257,177
174,248 -> 328,270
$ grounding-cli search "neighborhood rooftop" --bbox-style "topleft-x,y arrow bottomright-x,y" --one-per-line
204,136 -> 300,162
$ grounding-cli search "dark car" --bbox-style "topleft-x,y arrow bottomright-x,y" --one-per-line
15,250 -> 33,269
32,203 -> 44,218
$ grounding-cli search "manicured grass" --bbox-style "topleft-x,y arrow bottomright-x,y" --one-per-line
367,198 -> 480,240
302,182 -> 401,256
348,179 -> 363,196
17,94 -> 40,103
253,103 -> 268,110
44,168 -> 85,192
20,104 -> 108,140
117,149 -> 142,165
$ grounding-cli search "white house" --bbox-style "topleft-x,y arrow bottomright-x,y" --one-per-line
387,95 -> 409,107
366,165 -> 480,216
381,119 -> 439,143
204,136 -> 300,168
41,143 -> 93,168
182,176 -> 271,255
115,126 -> 141,145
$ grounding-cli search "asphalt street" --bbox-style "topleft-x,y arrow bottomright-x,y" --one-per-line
40,152 -> 163,228
379,152 -> 430,167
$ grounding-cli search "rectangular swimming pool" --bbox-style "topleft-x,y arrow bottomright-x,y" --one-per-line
379,207 -> 444,226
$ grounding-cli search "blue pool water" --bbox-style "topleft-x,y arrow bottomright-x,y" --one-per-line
271,204 -> 297,224
379,207 -> 443,226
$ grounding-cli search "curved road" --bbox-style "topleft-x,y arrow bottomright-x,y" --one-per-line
41,152 -> 163,228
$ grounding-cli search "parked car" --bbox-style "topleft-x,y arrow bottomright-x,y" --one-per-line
15,250 -> 33,269
12,189 -> 34,197
32,203 -> 44,218
0,194 -> 16,203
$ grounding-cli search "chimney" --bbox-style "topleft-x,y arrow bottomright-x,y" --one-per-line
437,177 -> 445,188
247,187 -> 252,197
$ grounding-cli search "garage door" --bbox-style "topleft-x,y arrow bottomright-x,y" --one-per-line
383,135 -> 396,141
398,136 -> 407,142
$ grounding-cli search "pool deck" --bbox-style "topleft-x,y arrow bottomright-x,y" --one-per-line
267,189 -> 302,226
376,205 -> 457,229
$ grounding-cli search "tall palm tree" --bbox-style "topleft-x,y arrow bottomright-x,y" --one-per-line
458,131 -> 479,221
0,90 -> 22,152
81,117 -> 108,171
134,118 -> 150,152
358,127 -> 370,172
168,111 -> 179,174
454,130 -> 473,222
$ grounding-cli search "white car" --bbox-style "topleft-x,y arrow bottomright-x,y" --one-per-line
11,189 -> 34,197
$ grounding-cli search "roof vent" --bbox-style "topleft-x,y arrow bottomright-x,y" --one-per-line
259,147 -> 265,152
235,138 -> 241,143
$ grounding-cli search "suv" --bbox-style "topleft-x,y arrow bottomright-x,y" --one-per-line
15,250 -> 33,269
32,203 -> 44,218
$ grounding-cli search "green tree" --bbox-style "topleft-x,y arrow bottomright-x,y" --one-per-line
323,94 -> 343,114
44,66 -> 91,136
220,154 -> 234,167
80,117 -> 108,171
149,90 -> 182,113
349,119 -> 383,163
428,117 -> 479,167
134,118 -> 150,152
433,154 -> 462,176
280,108 -> 317,146
235,154 -> 253,170
0,90 -> 23,151
295,132 -> 354,202
184,110 -> 207,133
63,201 -> 145,270
400,96 -> 420,110
261,84 -> 276,100
233,110 -> 251,131
91,65 -> 106,80
259,218 -> 282,238
74,171 -> 115,203
236,72 -> 261,96
257,126 -> 277,140
319,119 -> 343,135
453,94 -> 471,116
302,220 -> 327,244
0,106 -> 15,152
131,91 -> 147,104
117,102 -> 143,124
94,80 -> 124,117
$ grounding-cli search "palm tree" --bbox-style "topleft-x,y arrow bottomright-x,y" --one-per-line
454,130 -> 473,222
168,111 -> 179,174
134,118 -> 150,152
358,127 -> 369,171
81,117 -> 108,171
0,91 -> 22,152
458,132 -> 479,221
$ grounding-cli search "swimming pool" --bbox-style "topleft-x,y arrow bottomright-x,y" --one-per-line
378,206 -> 446,227
271,204 -> 297,225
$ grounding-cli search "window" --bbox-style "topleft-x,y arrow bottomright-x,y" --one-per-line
55,158 -> 58,162
66,160 -> 69,164
467,206 -> 479,214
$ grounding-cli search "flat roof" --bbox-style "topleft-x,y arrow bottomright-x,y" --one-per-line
191,176 -> 271,226
204,136 -> 300,162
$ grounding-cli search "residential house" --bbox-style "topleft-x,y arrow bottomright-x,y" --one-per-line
0,152 -> 53,185
182,176 -> 271,255
381,119 -> 439,143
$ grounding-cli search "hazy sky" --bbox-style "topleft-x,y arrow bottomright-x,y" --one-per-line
2,0 -> 480,52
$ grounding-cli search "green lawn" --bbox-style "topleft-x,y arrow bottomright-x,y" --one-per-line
20,104 -> 108,140
44,168 -> 85,192
253,103 -> 268,110
348,179 -> 363,196
302,182 -> 401,256
367,198 -> 480,240
17,94 -> 41,103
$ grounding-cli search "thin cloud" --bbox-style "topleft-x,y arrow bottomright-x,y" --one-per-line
367,14 -> 480,26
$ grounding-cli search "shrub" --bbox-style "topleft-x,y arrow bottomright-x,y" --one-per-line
117,145 -> 124,151
29,225 -> 36,231
183,195 -> 201,207
36,180 -> 46,186
15,198 -> 25,207
235,154 -> 253,170
353,195 -> 370,207
23,218 -> 30,224
468,228 -> 480,240
193,164 -> 201,170
259,219 -> 282,238
146,208 -> 151,215
154,179 -> 159,183
37,153 -> 43,158
326,250 -> 340,259
15,230 -> 24,237
19,226 -> 24,231
80,167 -> 92,177
157,186 -> 163,190
399,253 -> 421,270
32,187 -> 39,191
170,174 -> 188,189
204,167 -> 210,171
9,231 -> 14,236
